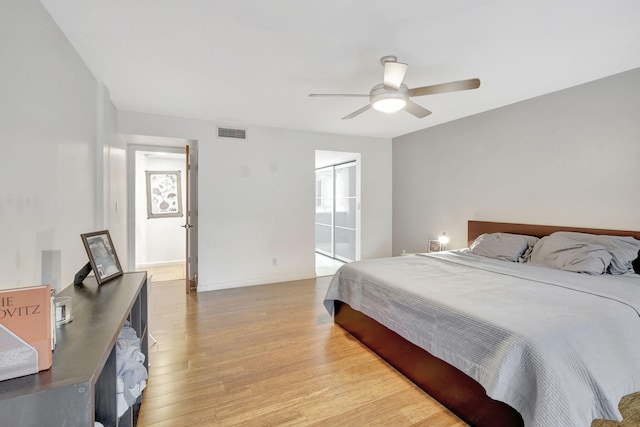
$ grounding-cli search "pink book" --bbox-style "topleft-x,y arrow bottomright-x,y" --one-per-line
0,285 -> 53,376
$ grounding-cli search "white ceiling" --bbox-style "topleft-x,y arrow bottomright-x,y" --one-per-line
40,0 -> 640,139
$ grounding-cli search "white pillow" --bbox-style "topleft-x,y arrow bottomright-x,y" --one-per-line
529,235 -> 612,275
470,233 -> 539,262
551,232 -> 640,274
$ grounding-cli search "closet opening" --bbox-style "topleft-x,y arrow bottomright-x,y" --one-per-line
315,150 -> 361,276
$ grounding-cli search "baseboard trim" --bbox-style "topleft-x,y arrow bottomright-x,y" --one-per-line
197,272 -> 316,292
136,260 -> 185,268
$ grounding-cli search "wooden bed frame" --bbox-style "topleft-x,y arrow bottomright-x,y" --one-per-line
334,220 -> 640,427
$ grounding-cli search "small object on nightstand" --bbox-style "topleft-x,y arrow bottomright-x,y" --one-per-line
438,232 -> 450,250
429,232 -> 450,252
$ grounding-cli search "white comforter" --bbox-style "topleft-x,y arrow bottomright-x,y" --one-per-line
323,250 -> 640,427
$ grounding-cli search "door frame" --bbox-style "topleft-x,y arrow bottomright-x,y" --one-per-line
126,140 -> 198,286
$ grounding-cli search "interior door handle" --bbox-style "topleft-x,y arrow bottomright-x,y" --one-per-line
181,224 -> 193,229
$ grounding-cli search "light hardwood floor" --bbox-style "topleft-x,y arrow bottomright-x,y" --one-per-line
138,277 -> 467,426
140,262 -> 186,283
315,253 -> 344,277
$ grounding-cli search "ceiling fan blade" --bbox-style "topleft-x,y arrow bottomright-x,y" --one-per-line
342,104 -> 371,120
408,78 -> 481,97
383,61 -> 408,89
404,100 -> 432,118
308,93 -> 368,98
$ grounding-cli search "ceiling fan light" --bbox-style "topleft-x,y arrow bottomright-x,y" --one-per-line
370,84 -> 409,114
372,98 -> 406,113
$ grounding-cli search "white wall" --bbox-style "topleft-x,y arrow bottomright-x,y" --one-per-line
100,84 -> 129,269
118,112 -> 392,291
0,0 -> 108,291
393,68 -> 640,254
134,153 -> 186,266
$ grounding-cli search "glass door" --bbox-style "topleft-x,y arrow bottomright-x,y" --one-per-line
315,161 -> 357,262
333,162 -> 356,262
315,166 -> 333,257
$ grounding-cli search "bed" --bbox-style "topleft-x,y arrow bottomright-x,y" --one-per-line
324,221 -> 640,427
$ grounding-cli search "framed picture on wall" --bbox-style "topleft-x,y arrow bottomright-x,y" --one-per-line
80,230 -> 123,285
145,170 -> 183,218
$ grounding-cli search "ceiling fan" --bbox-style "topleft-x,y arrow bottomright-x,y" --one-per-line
309,55 -> 480,120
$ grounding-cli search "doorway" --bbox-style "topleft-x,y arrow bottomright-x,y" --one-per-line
315,150 -> 361,276
134,149 -> 186,280
127,138 -> 198,289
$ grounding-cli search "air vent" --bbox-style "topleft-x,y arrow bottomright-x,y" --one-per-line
217,127 -> 247,139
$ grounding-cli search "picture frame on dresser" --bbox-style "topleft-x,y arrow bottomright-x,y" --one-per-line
81,230 -> 123,285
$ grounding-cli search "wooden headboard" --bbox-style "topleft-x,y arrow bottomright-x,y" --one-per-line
468,220 -> 640,247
